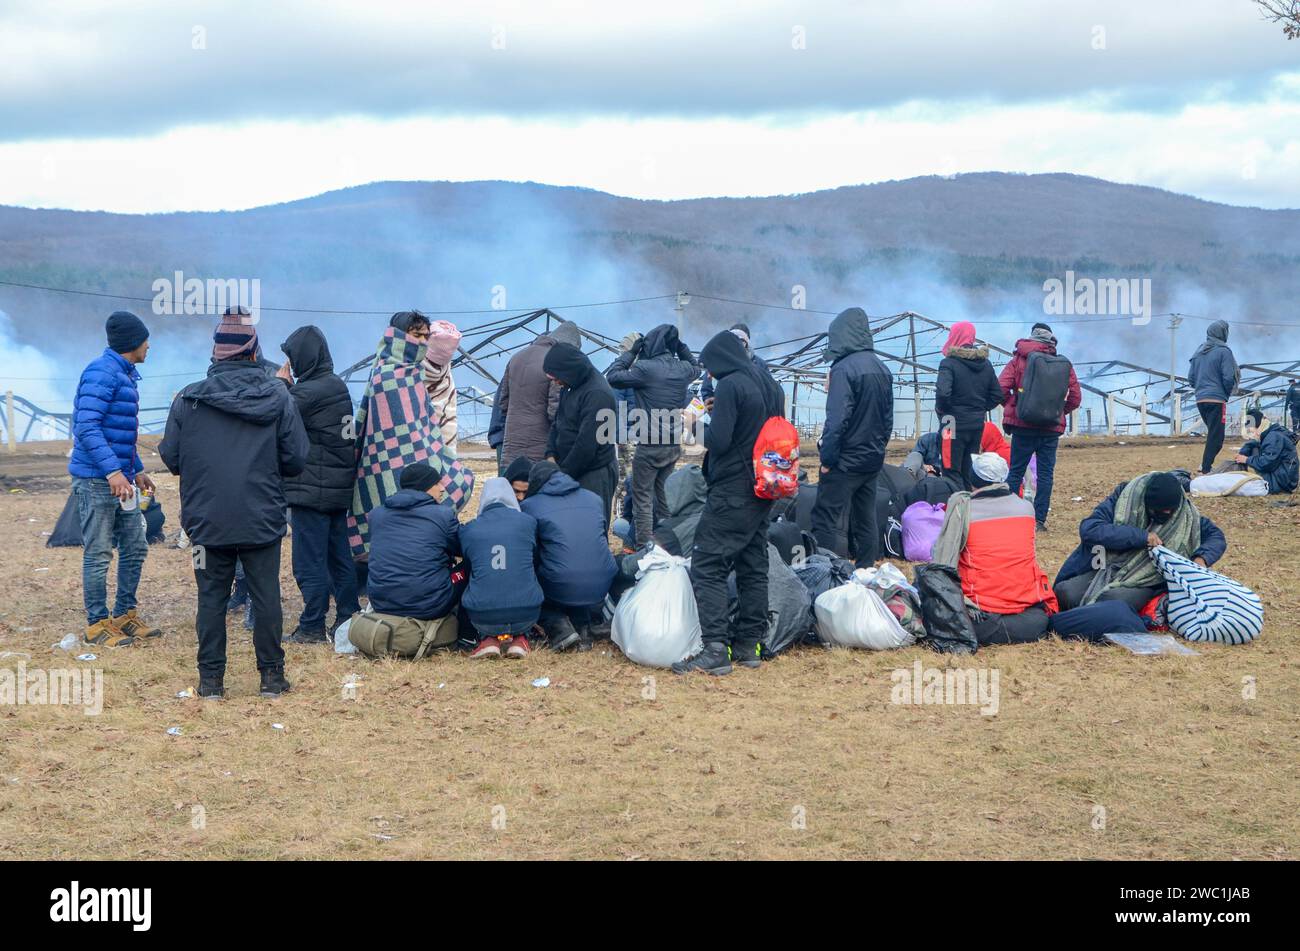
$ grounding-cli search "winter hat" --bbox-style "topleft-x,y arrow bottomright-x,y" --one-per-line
1031,322 -> 1053,334
1245,407 -> 1265,429
399,462 -> 440,493
1030,325 -> 1057,346
970,451 -> 1009,486
424,320 -> 461,365
942,321 -> 977,355
527,460 -> 560,498
212,306 -> 259,361
106,310 -> 149,354
1144,472 -> 1184,517
503,455 -> 534,485
729,324 -> 752,348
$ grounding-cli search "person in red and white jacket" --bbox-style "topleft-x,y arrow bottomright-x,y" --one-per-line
930,452 -> 1059,645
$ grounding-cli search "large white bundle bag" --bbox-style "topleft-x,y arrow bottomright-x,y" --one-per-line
1150,546 -> 1263,645
612,546 -> 703,667
1190,472 -> 1268,497
814,577 -> 913,650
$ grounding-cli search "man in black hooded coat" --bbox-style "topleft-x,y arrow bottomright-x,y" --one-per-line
811,307 -> 894,566
279,325 -> 361,642
543,342 -> 619,527
673,330 -> 785,676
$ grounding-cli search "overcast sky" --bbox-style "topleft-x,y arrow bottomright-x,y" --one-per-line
1,0 -> 1297,212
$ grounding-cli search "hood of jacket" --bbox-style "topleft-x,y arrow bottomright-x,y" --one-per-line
536,469 -> 582,498
700,329 -> 753,378
548,321 -> 582,348
543,342 -> 594,387
383,487 -> 440,512
281,325 -> 334,380
1014,337 -> 1057,358
664,464 -> 707,516
641,323 -> 681,358
824,307 -> 875,363
183,360 -> 288,425
479,476 -> 521,512
1195,320 -> 1230,356
947,344 -> 990,363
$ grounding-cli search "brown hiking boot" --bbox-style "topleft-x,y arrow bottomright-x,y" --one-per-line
112,609 -> 163,641
84,619 -> 135,648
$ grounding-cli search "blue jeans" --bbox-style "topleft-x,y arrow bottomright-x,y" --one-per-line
1006,428 -> 1059,525
73,476 -> 148,624
289,507 -> 361,629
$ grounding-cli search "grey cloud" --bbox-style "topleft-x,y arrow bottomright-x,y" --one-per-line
0,0 -> 1295,142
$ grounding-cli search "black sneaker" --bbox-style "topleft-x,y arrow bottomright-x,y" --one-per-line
1035,521 -> 1047,534
575,624 -> 594,653
285,626 -> 329,645
671,642 -> 733,676
544,615 -> 581,652
198,675 -> 225,700
259,668 -> 291,698
732,641 -> 762,669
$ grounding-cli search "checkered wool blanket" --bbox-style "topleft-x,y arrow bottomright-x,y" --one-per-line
348,328 -> 474,558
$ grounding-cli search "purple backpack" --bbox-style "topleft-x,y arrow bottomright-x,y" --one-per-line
902,500 -> 946,562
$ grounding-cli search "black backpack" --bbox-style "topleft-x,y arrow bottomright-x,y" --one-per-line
1017,352 -> 1072,427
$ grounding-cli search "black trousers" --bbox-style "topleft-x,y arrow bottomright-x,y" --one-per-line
1198,401 -> 1226,474
1052,569 -> 1165,613
945,426 -> 982,489
972,604 -> 1051,645
690,489 -> 772,647
811,466 -> 881,567
289,506 -> 361,630
578,459 -> 619,533
195,541 -> 285,677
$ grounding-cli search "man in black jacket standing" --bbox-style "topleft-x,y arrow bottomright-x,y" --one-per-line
159,308 -> 309,700
811,307 -> 894,566
605,323 -> 699,547
543,342 -> 619,528
673,330 -> 784,676
279,325 -> 360,643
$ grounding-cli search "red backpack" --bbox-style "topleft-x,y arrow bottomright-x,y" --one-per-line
753,416 -> 800,500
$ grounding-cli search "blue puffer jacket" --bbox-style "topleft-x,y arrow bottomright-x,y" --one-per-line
1055,480 -> 1227,585
366,489 -> 461,620
460,502 -> 544,634
521,471 -> 617,607
1245,424 -> 1299,494
1187,321 -> 1238,403
69,349 -> 144,480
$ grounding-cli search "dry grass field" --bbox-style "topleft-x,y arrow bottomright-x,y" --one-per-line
1,435 -> 1296,860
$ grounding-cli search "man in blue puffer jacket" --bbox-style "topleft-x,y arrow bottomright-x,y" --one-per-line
460,477 -> 544,659
69,311 -> 163,648
521,461 -> 617,651
366,463 -> 462,622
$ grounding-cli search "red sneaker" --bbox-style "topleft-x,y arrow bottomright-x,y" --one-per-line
470,637 -> 502,659
505,635 -> 531,659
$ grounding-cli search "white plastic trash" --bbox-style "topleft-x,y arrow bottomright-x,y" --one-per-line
334,617 -> 357,654
814,578 -> 913,650
612,546 -> 703,668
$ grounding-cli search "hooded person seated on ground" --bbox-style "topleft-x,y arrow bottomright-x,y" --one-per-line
521,460 -> 618,651
610,464 -> 709,601
929,452 -> 1057,645
1053,470 -> 1227,612
1234,407 -> 1298,494
460,477 -> 544,660
503,455 -> 534,503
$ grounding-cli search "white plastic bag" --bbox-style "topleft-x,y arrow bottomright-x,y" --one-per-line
852,563 -> 919,598
814,577 -> 913,650
1189,472 -> 1269,497
335,607 -> 370,655
612,546 -> 703,668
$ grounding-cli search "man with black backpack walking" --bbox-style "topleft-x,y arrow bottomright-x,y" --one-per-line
998,322 -> 1081,531
673,330 -> 784,676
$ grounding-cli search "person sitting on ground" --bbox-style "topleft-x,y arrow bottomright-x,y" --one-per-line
1234,407 -> 1298,494
1053,471 -> 1226,612
543,342 -> 619,529
459,477 -> 544,660
930,452 -> 1058,645
365,462 -> 461,624
610,463 -> 708,601
904,422 -> 1011,480
503,455 -> 534,503
521,460 -> 617,652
